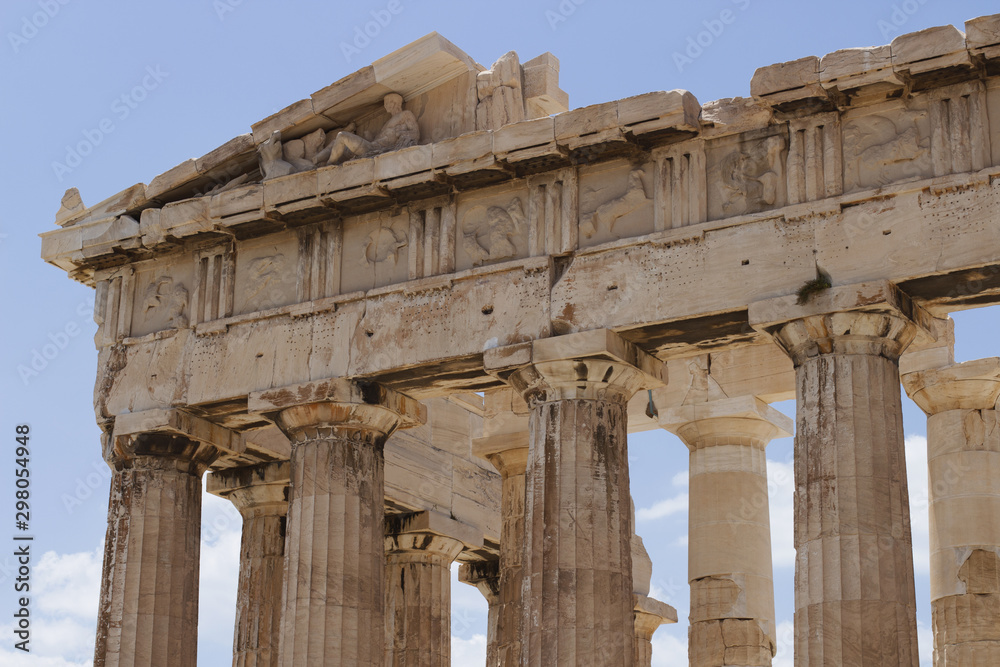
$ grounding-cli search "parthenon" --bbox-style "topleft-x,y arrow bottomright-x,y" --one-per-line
40,14 -> 1000,666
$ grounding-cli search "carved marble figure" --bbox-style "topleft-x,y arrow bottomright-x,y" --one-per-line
316,93 -> 419,166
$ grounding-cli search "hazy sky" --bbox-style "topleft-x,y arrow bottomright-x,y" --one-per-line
2,1 -> 999,665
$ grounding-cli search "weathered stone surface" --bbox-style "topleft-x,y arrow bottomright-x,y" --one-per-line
661,396 -> 790,666
902,359 -> 1000,665
207,462 -> 289,667
94,433 -> 218,667
751,285 -> 922,666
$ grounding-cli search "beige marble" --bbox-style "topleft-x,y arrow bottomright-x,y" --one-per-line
248,379 -> 424,667
94,433 -> 218,667
485,330 -> 666,667
751,282 -> 923,666
472,414 -> 529,667
384,518 -> 464,667
902,359 -> 1000,666
661,396 -> 791,666
207,462 -> 290,667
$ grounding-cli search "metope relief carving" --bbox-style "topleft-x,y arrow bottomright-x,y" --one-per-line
340,210 -> 411,293
708,131 -> 787,220
584,169 -> 650,238
842,108 -> 931,192
579,161 -> 655,246
461,198 -> 526,267
141,277 -> 189,330
234,235 -> 298,316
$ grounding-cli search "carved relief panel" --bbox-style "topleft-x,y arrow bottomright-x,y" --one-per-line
842,101 -> 932,193
527,166 -> 578,255
455,180 -> 530,271
94,268 -> 134,345
653,143 -> 706,230
191,243 -> 234,325
127,253 -> 196,338
408,196 -> 457,280
579,160 -> 654,247
706,127 -> 788,221
927,80 -> 991,177
233,234 -> 298,315
297,222 -> 343,302
786,112 -> 843,204
340,209 -> 411,293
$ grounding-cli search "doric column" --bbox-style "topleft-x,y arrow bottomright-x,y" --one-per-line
750,281 -> 926,666
485,329 -> 666,667
94,423 -> 220,667
631,521 -> 678,667
472,401 -> 529,667
207,461 -> 290,667
249,380 -> 424,667
659,396 -> 791,666
633,595 -> 678,667
902,358 -> 1000,666
458,561 -> 501,667
383,512 -> 471,667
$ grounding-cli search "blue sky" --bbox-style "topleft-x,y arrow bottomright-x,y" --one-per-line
2,0 -> 998,664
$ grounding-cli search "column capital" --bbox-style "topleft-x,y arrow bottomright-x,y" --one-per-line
749,280 -> 934,365
658,395 -> 792,450
207,461 -> 290,518
108,408 -> 237,471
484,328 -> 666,405
472,432 -> 529,477
385,510 -> 483,554
902,357 -> 1000,415
634,594 -> 678,632
249,378 -> 425,442
458,560 -> 501,599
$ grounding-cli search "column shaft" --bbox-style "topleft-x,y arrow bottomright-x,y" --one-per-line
662,398 -> 789,667
384,530 -> 464,667
903,359 -> 1000,666
208,462 -> 290,667
522,396 -> 634,666
280,426 -> 385,666
94,434 -> 214,667
793,345 -> 918,665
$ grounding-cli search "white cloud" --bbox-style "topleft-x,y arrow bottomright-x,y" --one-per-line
917,619 -> 933,667
637,492 -> 689,521
670,471 -> 688,487
905,434 -> 930,576
650,625 -> 687,666
452,634 -> 487,665
772,619 -> 795,667
767,458 -> 795,569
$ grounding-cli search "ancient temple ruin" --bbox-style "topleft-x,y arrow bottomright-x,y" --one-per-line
41,16 -> 1000,666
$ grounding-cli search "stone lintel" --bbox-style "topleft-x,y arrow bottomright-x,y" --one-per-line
386,510 -> 483,552
111,408 -> 243,457
902,357 -> 1000,414
657,395 -> 792,449
472,431 -> 529,462
248,377 -> 425,430
967,14 -> 1000,60
750,55 -> 829,108
749,280 -> 933,335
